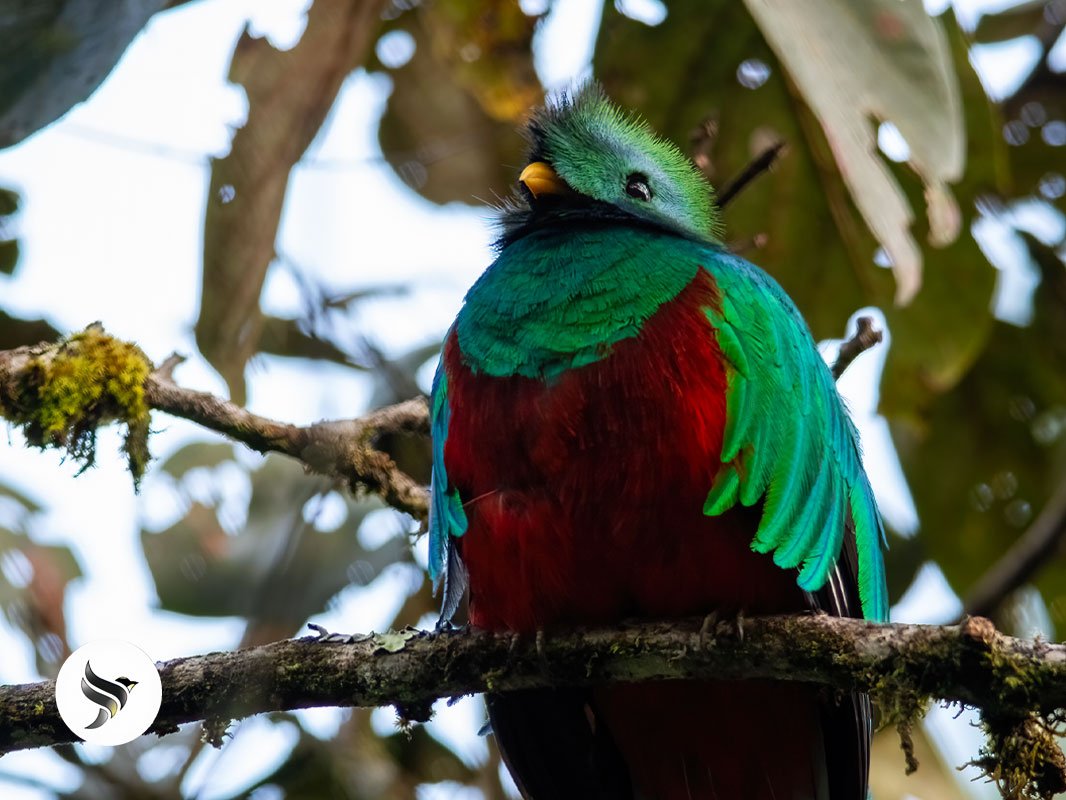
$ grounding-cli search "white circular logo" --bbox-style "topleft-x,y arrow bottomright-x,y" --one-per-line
55,640 -> 162,746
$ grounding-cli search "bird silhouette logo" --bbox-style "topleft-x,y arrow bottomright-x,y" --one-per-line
79,661 -> 138,730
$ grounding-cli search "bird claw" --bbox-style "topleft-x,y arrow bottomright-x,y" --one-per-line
435,617 -> 467,634
307,623 -> 371,644
535,629 -> 551,671
699,611 -> 720,649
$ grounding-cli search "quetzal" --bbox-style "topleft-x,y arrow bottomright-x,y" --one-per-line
428,85 -> 888,800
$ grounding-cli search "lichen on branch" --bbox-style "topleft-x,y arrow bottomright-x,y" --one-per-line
0,324 -> 152,482
0,328 -> 430,516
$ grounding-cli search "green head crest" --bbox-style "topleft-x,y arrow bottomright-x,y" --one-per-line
520,84 -> 722,242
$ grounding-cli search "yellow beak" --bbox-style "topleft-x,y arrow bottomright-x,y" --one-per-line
519,161 -> 573,198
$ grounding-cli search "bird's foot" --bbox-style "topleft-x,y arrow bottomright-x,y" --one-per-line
535,628 -> 551,672
435,616 -> 467,634
699,611 -> 720,649
307,623 -> 372,644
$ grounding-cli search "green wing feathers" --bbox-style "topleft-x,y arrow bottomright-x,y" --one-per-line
702,253 -> 889,622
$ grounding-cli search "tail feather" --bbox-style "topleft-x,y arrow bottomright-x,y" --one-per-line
487,688 -> 633,799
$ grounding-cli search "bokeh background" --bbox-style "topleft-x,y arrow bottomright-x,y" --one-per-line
1,0 -> 1064,797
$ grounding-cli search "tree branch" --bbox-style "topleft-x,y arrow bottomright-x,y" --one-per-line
0,331 -> 431,521
1,615 -> 1065,786
832,315 -> 883,379
144,358 -> 429,520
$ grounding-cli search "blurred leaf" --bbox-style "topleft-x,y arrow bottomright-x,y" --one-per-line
375,0 -> 541,204
158,441 -> 238,479
142,455 -> 410,631
364,340 -> 437,484
892,234 -> 1066,631
0,239 -> 17,274
259,314 -> 359,365
0,309 -> 61,349
0,185 -> 17,215
0,481 -> 42,514
744,0 -> 964,303
242,714 -> 477,799
998,35 -> 1066,216
973,0 -> 1050,43
0,0 -> 171,148
0,527 -> 81,674
882,534 -> 929,607
198,0 -> 388,404
0,185 -> 20,274
879,14 -> 1004,416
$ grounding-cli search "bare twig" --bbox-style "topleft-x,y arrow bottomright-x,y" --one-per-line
832,316 -> 883,380
688,114 -> 719,178
716,141 -> 786,209
964,481 -> 1066,619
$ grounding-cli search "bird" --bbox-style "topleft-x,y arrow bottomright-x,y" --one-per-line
428,84 -> 888,800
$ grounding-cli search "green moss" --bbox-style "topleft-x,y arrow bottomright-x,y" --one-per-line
9,325 -> 152,485
970,715 -> 1066,800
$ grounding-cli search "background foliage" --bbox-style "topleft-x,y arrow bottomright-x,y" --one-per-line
1,0 -> 1064,797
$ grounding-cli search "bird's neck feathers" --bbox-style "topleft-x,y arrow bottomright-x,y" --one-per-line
457,226 -> 708,379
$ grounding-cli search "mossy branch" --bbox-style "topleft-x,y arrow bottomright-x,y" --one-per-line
0,326 -> 430,519
0,615 -> 1064,796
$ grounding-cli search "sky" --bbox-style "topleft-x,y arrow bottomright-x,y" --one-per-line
0,0 -> 1059,798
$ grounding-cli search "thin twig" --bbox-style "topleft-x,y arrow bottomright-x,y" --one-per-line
688,114 -> 718,178
832,316 -> 883,380
716,141 -> 786,208
963,481 -> 1066,619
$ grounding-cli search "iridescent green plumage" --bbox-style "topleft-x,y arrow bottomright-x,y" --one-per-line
429,85 -> 888,798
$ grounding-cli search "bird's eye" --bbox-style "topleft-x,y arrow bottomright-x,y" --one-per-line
625,174 -> 652,202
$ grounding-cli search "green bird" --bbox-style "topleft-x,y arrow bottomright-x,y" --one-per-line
429,84 -> 887,799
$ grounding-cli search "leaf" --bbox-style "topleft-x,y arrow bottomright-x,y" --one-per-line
0,480 -> 42,514
142,455 -> 410,629
742,0 -> 964,303
0,0 -> 171,148
198,0 -> 388,404
972,0 -> 1048,43
158,441 -> 237,479
372,628 -> 418,653
0,527 -> 82,673
374,0 -> 541,204
0,185 -> 18,274
242,716 -> 477,798
258,315 -> 361,366
891,234 -> 1066,631
879,14 -> 1004,415
0,310 -> 62,349
998,44 -> 1066,216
